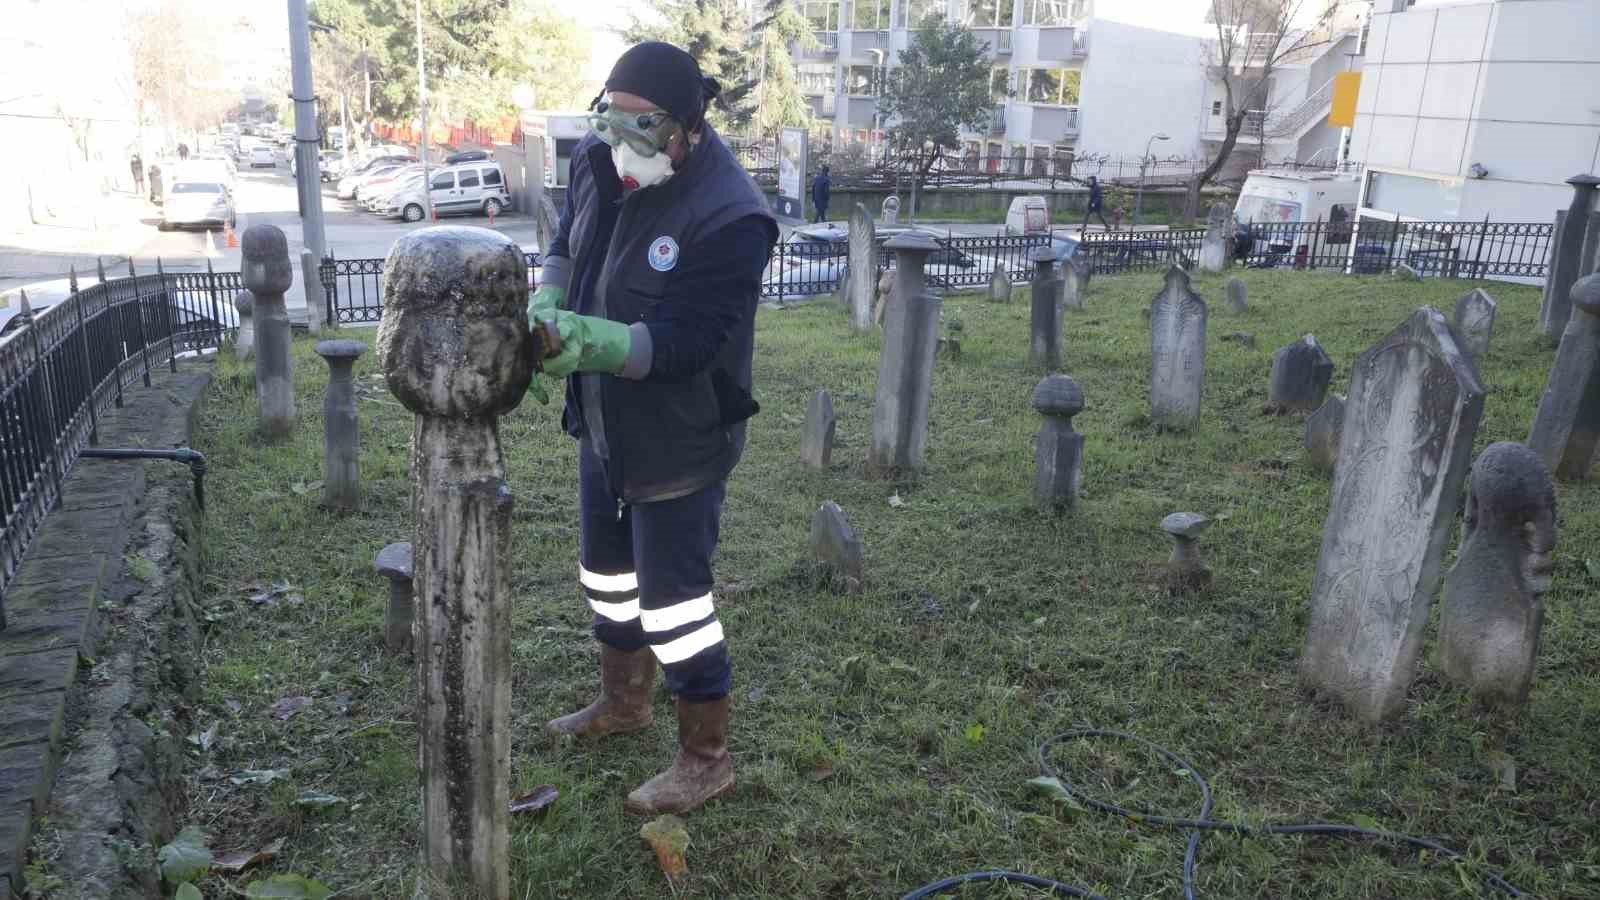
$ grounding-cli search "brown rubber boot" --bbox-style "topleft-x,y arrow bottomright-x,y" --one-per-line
625,696 -> 734,815
545,646 -> 656,738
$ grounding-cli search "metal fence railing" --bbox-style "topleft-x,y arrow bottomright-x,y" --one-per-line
762,232 -> 1051,304
1079,218 -> 1555,280
322,251 -> 542,325
0,261 -> 228,613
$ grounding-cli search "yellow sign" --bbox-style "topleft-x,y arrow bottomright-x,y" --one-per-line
1328,72 -> 1361,128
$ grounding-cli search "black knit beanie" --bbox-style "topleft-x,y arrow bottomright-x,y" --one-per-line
603,41 -> 721,130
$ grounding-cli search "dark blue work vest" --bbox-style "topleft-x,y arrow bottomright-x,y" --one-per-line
561,126 -> 774,503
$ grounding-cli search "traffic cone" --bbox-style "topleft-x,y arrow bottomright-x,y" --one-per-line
430,204 -> 437,222
487,204 -> 495,226
225,223 -> 239,248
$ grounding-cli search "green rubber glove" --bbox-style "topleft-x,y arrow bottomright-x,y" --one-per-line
528,284 -> 564,323
543,310 -> 632,378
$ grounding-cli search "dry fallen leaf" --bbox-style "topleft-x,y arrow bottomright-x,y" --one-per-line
211,838 -> 284,874
640,814 -> 690,881
269,696 -> 311,720
806,762 -> 836,782
508,785 -> 559,816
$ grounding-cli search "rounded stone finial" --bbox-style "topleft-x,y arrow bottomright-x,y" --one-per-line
1029,246 -> 1055,264
376,226 -> 533,420
1572,272 -> 1600,317
883,231 -> 939,254
1472,442 -> 1556,525
375,541 -> 414,579
1161,512 -> 1209,539
315,339 -> 368,361
241,224 -> 294,295
1031,374 -> 1083,417
234,290 -> 254,314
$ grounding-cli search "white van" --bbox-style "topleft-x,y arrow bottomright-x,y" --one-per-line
1005,195 -> 1050,235
384,161 -> 511,222
1232,168 -> 1361,225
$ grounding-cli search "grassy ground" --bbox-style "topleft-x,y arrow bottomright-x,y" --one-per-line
181,268 -> 1598,899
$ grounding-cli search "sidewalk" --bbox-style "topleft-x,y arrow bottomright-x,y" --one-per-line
0,192 -> 151,292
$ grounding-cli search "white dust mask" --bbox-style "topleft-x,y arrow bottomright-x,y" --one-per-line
613,142 -> 675,192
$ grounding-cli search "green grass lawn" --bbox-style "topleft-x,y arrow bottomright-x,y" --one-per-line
184,268 -> 1598,899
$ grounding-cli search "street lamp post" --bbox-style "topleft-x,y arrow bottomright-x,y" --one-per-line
1133,131 -> 1169,227
415,0 -> 432,220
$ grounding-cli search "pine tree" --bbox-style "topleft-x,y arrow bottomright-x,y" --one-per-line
749,0 -> 814,139
625,0 -> 755,131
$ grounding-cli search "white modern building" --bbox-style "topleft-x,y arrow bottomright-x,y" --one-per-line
1349,0 -> 1600,223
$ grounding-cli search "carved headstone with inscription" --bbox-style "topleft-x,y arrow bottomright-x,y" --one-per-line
1226,276 -> 1247,314
1149,266 -> 1207,430
1267,334 -> 1334,414
1061,255 -> 1090,311
1198,202 -> 1231,273
1528,272 -> 1600,480
848,203 -> 877,331
1451,288 -> 1497,359
1300,307 -> 1485,723
800,388 -> 836,468
988,260 -> 1011,303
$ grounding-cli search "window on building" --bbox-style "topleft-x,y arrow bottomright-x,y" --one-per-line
852,0 -> 891,30
897,0 -> 945,29
1211,100 -> 1223,115
845,65 -> 883,96
1024,68 -> 1081,105
1023,0 -> 1084,26
990,67 -> 1011,101
964,0 -> 1014,28
803,0 -> 840,31
800,63 -> 836,95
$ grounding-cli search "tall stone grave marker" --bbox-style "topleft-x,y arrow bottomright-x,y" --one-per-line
1267,334 -> 1334,414
1304,394 -> 1345,472
1149,266 -> 1207,430
1061,254 -> 1090,312
1300,307 -> 1484,723
810,501 -> 864,593
1031,375 -> 1084,510
1451,288 -> 1497,359
301,248 -> 324,334
1527,272 -> 1600,480
1029,248 -> 1063,370
1439,442 -> 1556,711
881,194 -> 900,225
233,290 -> 256,361
377,226 -> 534,898
375,541 -> 415,655
1226,276 -> 1247,314
848,203 -> 877,331
867,232 -> 941,477
1538,175 -> 1600,343
988,260 -> 1011,303
800,388 -> 836,469
1198,202 -> 1231,273
316,339 -> 366,511
241,225 -> 295,439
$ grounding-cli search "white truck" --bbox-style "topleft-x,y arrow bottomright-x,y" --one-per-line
1232,167 -> 1361,226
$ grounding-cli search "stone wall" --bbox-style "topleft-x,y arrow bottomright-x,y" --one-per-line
0,363 -> 212,899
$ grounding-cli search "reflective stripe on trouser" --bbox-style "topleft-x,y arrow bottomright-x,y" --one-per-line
578,441 -> 731,700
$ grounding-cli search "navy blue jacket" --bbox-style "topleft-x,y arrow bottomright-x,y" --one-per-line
812,172 -> 831,208
543,130 -> 777,502
1087,180 -> 1103,211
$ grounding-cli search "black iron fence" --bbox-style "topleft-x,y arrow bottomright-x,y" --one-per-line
1080,217 -> 1555,280
322,251 -> 542,325
0,262 -> 228,613
762,232 -> 1051,304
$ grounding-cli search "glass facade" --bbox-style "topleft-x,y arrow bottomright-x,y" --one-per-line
1023,67 -> 1081,105
963,0 -> 1014,28
803,0 -> 840,31
852,0 -> 891,30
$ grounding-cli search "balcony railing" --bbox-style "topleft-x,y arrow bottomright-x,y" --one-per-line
1072,29 -> 1087,56
988,105 -> 1006,136
799,31 -> 838,58
997,29 -> 1013,53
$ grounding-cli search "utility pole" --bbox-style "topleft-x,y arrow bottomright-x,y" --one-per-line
288,0 -> 328,330
416,0 -> 432,220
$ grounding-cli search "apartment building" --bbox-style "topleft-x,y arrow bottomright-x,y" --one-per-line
793,0 -> 1359,176
1348,0 -> 1600,224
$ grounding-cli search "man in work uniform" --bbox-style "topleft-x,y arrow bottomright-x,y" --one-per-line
528,41 -> 778,815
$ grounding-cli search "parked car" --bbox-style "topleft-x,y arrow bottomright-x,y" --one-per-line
383,162 -> 511,222
160,181 -> 236,231
335,157 -> 414,199
365,172 -> 422,212
761,225 -> 1005,298
357,164 -> 421,206
249,145 -> 277,169
444,149 -> 491,166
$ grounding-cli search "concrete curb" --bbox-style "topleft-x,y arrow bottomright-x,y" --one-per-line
0,362 -> 212,898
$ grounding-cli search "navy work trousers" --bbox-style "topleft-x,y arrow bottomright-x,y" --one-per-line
578,441 -> 732,701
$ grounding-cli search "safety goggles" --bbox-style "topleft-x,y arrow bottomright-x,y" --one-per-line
587,96 -> 682,158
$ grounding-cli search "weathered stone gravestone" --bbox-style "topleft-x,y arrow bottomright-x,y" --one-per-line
316,339 -> 366,511
874,269 -> 895,329
241,225 -> 295,439
233,290 -> 256,360
1304,394 -> 1345,472
1439,442 -> 1556,711
848,203 -> 877,330
881,194 -> 900,225
1266,334 -> 1334,414
1300,307 -> 1485,723
867,232 -> 941,478
1061,255 -> 1091,312
1031,375 -> 1084,510
301,248 -> 324,334
1029,248 -> 1063,370
1451,288 -> 1497,359
1198,202 -> 1231,273
1527,272 -> 1600,480
810,501 -> 864,593
987,260 -> 1011,303
1148,266 -> 1207,430
800,388 -> 836,469
376,225 -> 534,897
1394,262 -> 1422,281
375,541 -> 415,655
1226,277 -> 1247,314
1161,512 -> 1211,593
1538,175 -> 1600,344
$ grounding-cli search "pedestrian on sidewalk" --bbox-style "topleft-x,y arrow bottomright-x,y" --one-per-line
1080,175 -> 1110,232
811,164 -> 831,224
129,153 -> 145,194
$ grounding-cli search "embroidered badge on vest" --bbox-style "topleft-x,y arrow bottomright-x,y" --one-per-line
647,236 -> 680,272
